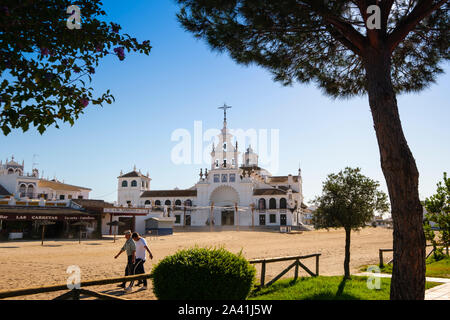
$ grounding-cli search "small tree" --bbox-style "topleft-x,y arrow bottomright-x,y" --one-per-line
313,167 -> 389,279
424,172 -> 450,258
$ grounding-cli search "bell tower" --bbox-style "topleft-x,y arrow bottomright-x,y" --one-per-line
211,104 -> 239,170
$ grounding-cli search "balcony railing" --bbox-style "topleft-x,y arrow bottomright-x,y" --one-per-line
19,192 -> 38,199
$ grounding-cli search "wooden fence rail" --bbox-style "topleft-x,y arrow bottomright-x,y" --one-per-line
0,254 -> 322,299
0,273 -> 153,300
379,244 -> 449,268
249,253 -> 321,289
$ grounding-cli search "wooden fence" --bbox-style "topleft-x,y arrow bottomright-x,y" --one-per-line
0,253 -> 321,299
379,244 -> 449,267
249,253 -> 321,289
0,273 -> 153,300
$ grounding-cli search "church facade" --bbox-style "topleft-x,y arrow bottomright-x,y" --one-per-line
117,107 -> 306,234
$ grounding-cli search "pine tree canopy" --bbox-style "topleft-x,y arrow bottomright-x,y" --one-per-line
177,0 -> 449,97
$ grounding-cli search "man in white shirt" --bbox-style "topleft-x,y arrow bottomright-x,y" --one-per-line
131,232 -> 153,290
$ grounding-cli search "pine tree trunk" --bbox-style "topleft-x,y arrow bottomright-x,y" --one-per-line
363,49 -> 426,300
344,228 -> 351,279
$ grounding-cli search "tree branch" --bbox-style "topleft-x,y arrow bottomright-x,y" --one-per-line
297,0 -> 368,55
387,0 -> 447,53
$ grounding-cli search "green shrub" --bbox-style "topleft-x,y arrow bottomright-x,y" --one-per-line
152,247 -> 256,300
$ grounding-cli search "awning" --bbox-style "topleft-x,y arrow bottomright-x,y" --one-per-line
0,214 -> 96,221
0,206 -> 97,221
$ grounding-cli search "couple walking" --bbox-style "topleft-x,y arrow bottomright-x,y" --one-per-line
114,230 -> 153,292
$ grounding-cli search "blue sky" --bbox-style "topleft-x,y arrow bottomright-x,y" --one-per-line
0,1 -> 449,204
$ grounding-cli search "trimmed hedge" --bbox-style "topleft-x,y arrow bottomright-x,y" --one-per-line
152,247 -> 256,300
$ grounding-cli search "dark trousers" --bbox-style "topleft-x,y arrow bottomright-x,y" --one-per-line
122,255 -> 135,286
133,258 -> 147,286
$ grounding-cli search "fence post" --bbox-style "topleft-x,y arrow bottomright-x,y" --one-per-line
71,289 -> 80,300
315,254 -> 320,276
260,261 -> 266,287
379,249 -> 384,268
294,259 -> 299,282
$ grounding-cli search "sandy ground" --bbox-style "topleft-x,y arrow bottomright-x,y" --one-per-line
0,227 -> 394,300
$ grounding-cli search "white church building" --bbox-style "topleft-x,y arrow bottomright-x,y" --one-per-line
115,107 -> 307,235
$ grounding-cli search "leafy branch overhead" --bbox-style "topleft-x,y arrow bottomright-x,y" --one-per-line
177,0 -> 449,97
0,0 -> 152,135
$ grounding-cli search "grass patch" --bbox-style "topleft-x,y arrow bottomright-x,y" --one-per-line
248,276 -> 441,300
360,255 -> 450,278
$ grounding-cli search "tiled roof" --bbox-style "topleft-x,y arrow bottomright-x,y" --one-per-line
38,179 -> 91,192
253,188 -> 287,196
0,184 -> 11,196
140,190 -> 197,198
267,176 -> 299,183
71,199 -> 114,209
118,171 -> 149,178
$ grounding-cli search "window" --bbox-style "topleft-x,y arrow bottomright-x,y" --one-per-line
122,180 -> 128,187
259,214 -> 266,225
144,200 -> 151,205
215,160 -> 219,168
26,185 -> 34,198
60,195 -> 65,200
175,199 -> 182,206
232,158 -> 235,166
19,184 -> 26,195
127,200 -> 131,207
214,174 -> 220,183
258,198 -> 266,210
8,168 -> 14,174
175,215 -> 181,224
270,214 -> 276,223
165,200 -> 171,206
142,181 -> 145,187
221,174 -> 228,183
280,198 -> 287,209
269,198 -> 277,209
78,196 -> 83,199
223,143 -> 227,151
131,180 -> 137,187
229,174 -> 236,182
185,199 -> 192,207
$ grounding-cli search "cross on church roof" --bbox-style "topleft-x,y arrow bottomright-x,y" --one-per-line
218,103 -> 232,123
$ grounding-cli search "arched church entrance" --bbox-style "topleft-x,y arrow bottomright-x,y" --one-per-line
209,186 -> 239,226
